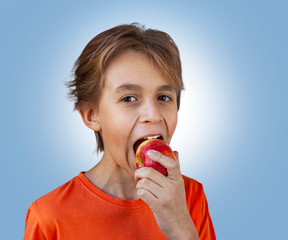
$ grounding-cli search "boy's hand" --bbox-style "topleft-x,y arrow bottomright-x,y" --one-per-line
134,151 -> 200,240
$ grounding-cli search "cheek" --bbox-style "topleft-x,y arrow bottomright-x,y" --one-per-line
100,108 -> 135,148
102,119 -> 124,148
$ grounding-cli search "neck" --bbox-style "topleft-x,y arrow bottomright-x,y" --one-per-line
84,153 -> 138,200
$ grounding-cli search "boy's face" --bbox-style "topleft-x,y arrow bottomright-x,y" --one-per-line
95,51 -> 178,177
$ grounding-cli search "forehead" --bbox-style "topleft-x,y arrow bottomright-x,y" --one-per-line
103,51 -> 174,91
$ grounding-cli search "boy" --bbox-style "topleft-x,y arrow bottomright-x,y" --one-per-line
24,23 -> 216,240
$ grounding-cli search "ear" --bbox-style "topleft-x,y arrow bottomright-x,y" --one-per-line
78,106 -> 101,132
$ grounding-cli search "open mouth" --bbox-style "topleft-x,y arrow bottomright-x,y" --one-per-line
133,135 -> 163,153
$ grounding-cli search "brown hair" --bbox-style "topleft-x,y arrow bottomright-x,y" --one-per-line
66,23 -> 184,153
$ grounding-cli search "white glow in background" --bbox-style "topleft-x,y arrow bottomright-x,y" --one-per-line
172,48 -> 234,179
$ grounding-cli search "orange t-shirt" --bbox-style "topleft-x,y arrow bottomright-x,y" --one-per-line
24,172 -> 216,240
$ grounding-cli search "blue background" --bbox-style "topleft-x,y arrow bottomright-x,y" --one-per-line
1,0 -> 287,239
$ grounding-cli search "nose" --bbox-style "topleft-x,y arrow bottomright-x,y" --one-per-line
139,99 -> 163,124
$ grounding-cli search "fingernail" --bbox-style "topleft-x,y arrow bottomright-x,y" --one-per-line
147,150 -> 159,159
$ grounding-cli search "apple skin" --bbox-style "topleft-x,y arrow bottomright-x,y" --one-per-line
135,139 -> 175,176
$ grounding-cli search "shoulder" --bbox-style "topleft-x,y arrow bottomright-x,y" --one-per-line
181,175 -> 207,206
28,175 -> 80,221
181,175 -> 216,239
182,174 -> 204,194
36,175 -> 78,202
24,176 -> 81,238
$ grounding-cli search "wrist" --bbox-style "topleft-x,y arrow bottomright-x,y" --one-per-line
173,213 -> 199,240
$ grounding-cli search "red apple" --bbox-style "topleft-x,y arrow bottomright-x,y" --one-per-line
135,139 -> 175,176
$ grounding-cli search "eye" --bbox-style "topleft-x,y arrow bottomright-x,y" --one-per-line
121,96 -> 137,102
158,95 -> 171,102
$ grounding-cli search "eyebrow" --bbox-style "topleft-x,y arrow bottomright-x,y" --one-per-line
114,83 -> 176,94
157,84 -> 176,93
114,84 -> 142,93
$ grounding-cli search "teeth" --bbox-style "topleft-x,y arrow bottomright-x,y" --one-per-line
144,135 -> 161,140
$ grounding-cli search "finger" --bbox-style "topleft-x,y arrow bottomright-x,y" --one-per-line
136,177 -> 163,199
147,150 -> 181,178
135,167 -> 166,187
173,151 -> 179,162
137,188 -> 158,208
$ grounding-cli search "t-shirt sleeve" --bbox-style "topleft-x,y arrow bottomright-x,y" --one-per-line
183,176 -> 216,240
24,204 -> 47,240
198,189 -> 216,240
